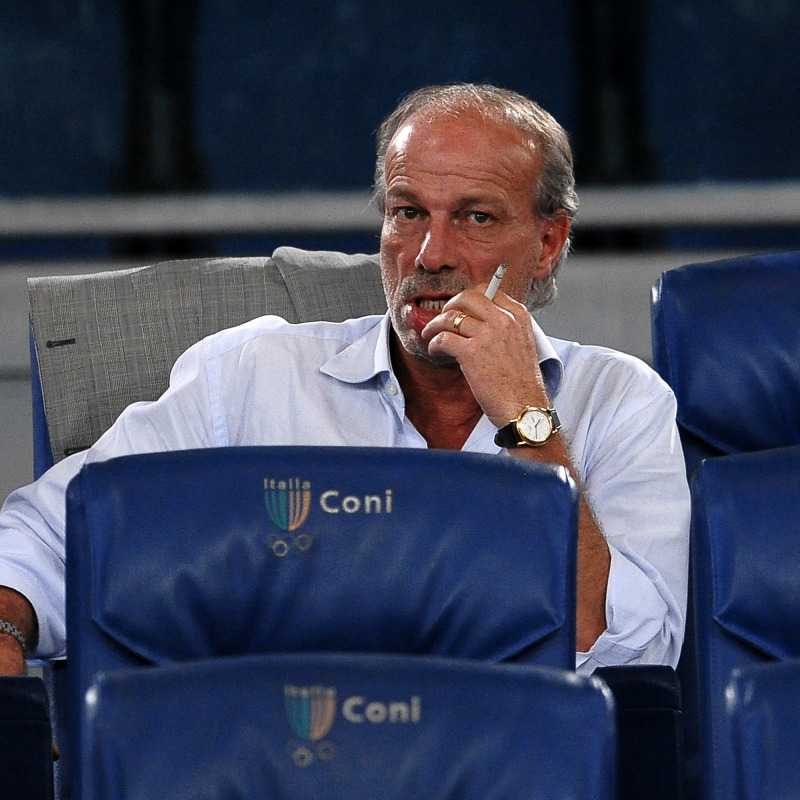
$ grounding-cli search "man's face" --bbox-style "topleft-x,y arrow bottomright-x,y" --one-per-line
379,109 -> 555,363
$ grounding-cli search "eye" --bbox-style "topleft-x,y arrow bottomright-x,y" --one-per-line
389,206 -> 419,222
469,211 -> 492,225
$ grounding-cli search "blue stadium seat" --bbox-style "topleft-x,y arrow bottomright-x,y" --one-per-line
81,653 -> 615,800
726,660 -> 800,800
690,446 -> 800,800
651,250 -> 800,479
61,446 -> 578,796
651,250 -> 800,799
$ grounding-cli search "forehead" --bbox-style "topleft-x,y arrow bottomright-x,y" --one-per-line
384,110 -> 539,200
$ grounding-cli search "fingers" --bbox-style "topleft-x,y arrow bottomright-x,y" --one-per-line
419,286 -> 545,423
422,286 -> 523,344
423,307 -> 481,344
451,311 -> 469,336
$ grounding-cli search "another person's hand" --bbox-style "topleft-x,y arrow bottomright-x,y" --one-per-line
0,636 -> 26,675
0,587 -> 37,675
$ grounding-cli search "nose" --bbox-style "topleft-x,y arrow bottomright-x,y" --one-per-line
415,217 -> 459,273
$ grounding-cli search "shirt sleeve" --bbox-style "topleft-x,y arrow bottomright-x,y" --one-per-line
572,382 -> 690,674
0,452 -> 85,660
0,339 -> 218,660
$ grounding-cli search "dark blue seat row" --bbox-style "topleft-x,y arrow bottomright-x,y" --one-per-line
59,446 -> 578,796
652,249 -> 800,800
83,652 -> 616,800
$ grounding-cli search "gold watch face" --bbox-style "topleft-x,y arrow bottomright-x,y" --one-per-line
516,408 -> 552,444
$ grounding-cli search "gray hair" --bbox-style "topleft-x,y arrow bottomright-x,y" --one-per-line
373,83 -> 578,309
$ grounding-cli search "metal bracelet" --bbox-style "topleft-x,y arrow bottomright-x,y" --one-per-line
0,619 -> 27,653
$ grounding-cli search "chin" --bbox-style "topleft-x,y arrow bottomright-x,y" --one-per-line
391,324 -> 457,368
405,340 -> 459,368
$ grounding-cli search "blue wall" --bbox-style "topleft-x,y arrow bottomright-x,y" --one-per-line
0,5 -> 125,195
0,2 -> 577,198
2,1 -> 799,256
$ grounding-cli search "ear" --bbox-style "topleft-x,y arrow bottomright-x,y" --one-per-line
533,214 -> 571,278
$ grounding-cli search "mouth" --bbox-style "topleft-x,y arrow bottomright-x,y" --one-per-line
416,297 -> 451,312
400,294 -> 455,336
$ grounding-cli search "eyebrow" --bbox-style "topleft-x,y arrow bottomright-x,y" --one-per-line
384,187 -> 421,205
458,195 -> 503,209
385,187 -> 503,211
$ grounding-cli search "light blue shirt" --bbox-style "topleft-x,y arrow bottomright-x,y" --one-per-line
0,312 -> 689,672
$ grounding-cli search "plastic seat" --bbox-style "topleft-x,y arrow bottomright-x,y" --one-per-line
61,445 -> 579,795
690,446 -> 800,800
726,660 -> 800,800
651,250 -> 800,480
82,652 -> 615,800
651,249 -> 800,799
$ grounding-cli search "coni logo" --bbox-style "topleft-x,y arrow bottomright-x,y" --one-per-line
264,478 -> 312,532
284,684 -> 422,768
264,478 -> 313,557
264,476 -> 395,557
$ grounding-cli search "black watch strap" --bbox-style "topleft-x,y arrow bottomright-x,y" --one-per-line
494,422 -> 524,448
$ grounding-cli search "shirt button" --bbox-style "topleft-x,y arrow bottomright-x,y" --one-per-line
387,382 -> 399,396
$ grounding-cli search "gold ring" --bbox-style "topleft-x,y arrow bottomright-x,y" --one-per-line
452,312 -> 469,335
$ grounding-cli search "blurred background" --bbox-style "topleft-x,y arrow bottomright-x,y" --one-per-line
2,0 -> 800,499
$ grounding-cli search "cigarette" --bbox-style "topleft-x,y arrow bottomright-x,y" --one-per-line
484,264 -> 508,301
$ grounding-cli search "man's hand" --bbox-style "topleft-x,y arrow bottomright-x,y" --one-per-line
421,286 -> 550,425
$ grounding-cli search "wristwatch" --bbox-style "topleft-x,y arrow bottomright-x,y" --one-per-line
494,406 -> 561,448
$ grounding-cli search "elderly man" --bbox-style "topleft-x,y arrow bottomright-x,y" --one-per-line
0,83 -> 689,676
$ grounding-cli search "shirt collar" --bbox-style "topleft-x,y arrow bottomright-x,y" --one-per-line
321,312 -> 564,396
320,313 -> 394,385
530,315 -> 564,397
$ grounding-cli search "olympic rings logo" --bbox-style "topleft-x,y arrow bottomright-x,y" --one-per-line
268,532 -> 314,557
289,739 -> 337,767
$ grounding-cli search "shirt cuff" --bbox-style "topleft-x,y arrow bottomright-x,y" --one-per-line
576,545 -> 674,674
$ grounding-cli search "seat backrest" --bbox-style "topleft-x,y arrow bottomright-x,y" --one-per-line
650,250 -> 800,479
594,665 -> 684,800
651,250 -> 800,799
0,677 -> 54,800
28,247 -> 386,476
727,661 -> 800,800
82,652 -> 615,800
690,446 -> 800,800
64,446 -> 578,793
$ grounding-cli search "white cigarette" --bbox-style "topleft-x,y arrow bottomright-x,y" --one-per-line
484,264 -> 508,301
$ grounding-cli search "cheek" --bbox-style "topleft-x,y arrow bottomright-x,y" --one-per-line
379,251 -> 401,302
380,237 -> 416,287
500,255 -> 543,303
380,216 -> 404,252
380,272 -> 397,303
381,215 -> 425,256
501,276 -> 534,305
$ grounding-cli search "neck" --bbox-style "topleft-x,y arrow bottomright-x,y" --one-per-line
391,337 -> 483,450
